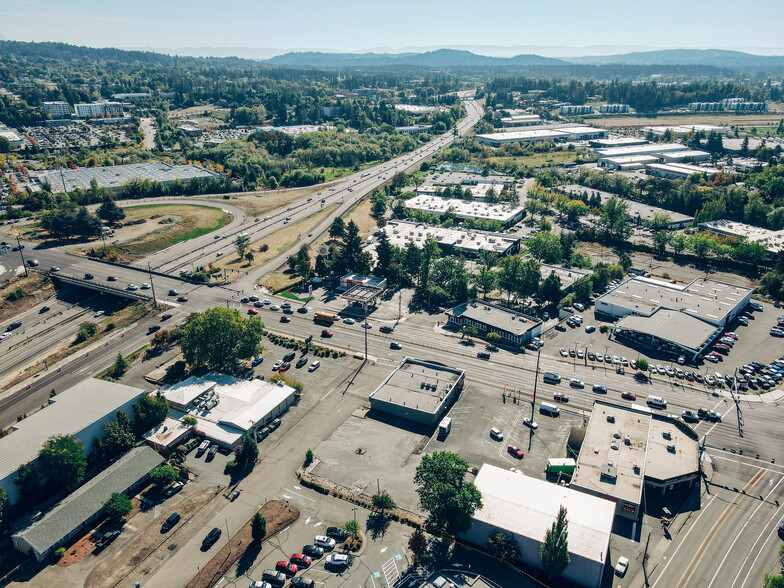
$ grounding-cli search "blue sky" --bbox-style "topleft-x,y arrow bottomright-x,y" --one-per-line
2,0 -> 783,55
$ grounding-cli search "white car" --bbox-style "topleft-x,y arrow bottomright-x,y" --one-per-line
705,375 -> 715,385
127,283 -> 139,291
523,417 -> 538,430
657,364 -> 666,374
94,310 -> 105,318
262,299 -> 271,305
612,356 -> 620,365
326,553 -> 349,568
0,332 -> 12,341
595,354 -> 604,362
141,283 -> 151,289
344,318 -> 356,325
314,535 -> 336,549
615,556 -> 629,577
585,325 -> 596,333
216,251 -> 224,257
620,357 -> 629,366
559,348 -> 568,357
489,427 -> 504,441
269,305 -> 280,311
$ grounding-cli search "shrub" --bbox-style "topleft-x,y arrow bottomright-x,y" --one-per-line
104,322 -> 116,332
6,287 -> 25,301
599,325 -> 609,334
224,461 -> 237,473
54,547 -> 66,559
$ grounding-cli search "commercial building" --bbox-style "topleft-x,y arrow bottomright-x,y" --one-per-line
589,137 -> 648,149
42,101 -> 73,119
594,143 -> 691,158
0,124 -> 23,149
394,104 -> 446,114
571,401 -> 699,527
461,464 -> 615,588
75,101 -> 124,119
143,417 -> 193,454
405,195 -> 524,227
539,263 -> 591,292
596,144 -> 711,170
11,446 -> 164,561
659,150 -> 711,163
497,114 -> 541,127
446,299 -> 542,346
0,379 -> 145,505
595,276 -> 752,359
700,219 -> 784,255
33,161 -> 219,192
427,171 -> 516,188
177,124 -> 202,135
319,105 -> 343,118
338,273 -> 387,291
643,124 -> 728,137
112,92 -> 152,100
599,104 -> 630,114
476,125 -> 607,147
396,124 -> 433,135
162,373 -> 297,448
645,162 -> 722,180
560,105 -> 594,115
368,357 -> 465,426
383,220 -> 520,257
598,155 -> 662,170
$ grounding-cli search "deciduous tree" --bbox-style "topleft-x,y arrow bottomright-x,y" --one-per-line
180,307 -> 263,374
38,434 -> 86,490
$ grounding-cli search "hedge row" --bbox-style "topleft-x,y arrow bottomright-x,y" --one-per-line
264,332 -> 346,358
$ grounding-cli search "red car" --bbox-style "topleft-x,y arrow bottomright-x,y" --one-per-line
621,392 -> 636,401
177,295 -> 188,302
553,393 -> 569,403
248,308 -> 258,315
507,445 -> 524,459
742,312 -> 754,320
291,553 -> 312,566
279,361 -> 291,372
276,561 -> 298,575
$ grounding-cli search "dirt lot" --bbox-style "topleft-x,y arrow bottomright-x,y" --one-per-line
595,113 -> 784,129
341,198 -> 376,239
168,105 -> 227,120
211,185 -> 327,217
0,273 -> 53,322
82,204 -> 231,263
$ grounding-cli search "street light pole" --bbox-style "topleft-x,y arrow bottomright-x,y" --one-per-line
16,237 -> 28,277
147,262 -> 158,307
213,511 -> 231,555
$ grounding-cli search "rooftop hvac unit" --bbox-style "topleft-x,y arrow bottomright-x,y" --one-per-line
663,431 -> 672,440
607,414 -> 615,423
613,430 -> 622,439
625,435 -> 631,445
667,444 -> 676,453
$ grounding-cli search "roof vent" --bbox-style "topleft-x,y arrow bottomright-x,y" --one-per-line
667,444 -> 676,453
613,430 -> 622,439
624,434 -> 631,445
663,430 -> 672,440
607,415 -> 615,423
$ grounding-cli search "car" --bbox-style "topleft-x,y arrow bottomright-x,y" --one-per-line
750,301 -> 764,311
553,392 -> 569,403
569,349 -> 576,357
302,544 -> 324,558
202,527 -> 222,549
743,311 -> 754,319
262,299 -> 271,305
148,324 -> 161,334
326,526 -> 349,540
738,316 -> 749,326
570,379 -> 584,389
621,392 -> 636,400
657,365 -> 666,374
276,561 -> 297,575
620,357 -> 629,366
248,308 -> 259,315
291,553 -> 312,567
778,520 -> 784,540
273,360 -> 284,370
84,273 -> 94,279
207,445 -> 218,460
254,301 -> 264,308
682,410 -> 699,423
612,356 -> 620,365
269,418 -> 281,430
555,323 -> 566,331
490,427 -> 504,441
280,316 -> 291,323
39,305 -> 50,313
585,325 -> 596,333
165,481 -> 185,497
257,427 -> 271,441
379,325 -> 394,333
705,410 -> 722,422
252,354 -> 264,366
93,310 -> 105,318
592,384 -> 607,394
314,535 -> 336,549
559,348 -> 568,357
596,354 -> 604,362
296,357 -> 308,368
477,351 -> 491,360
705,375 -> 715,385
279,362 -> 291,372
281,302 -> 291,309
390,341 -> 402,350
361,322 -> 372,329
168,289 -> 179,296
685,372 -> 694,381
297,306 -> 308,314
290,578 -> 315,588
507,445 -> 524,459
161,512 -> 181,532
321,329 -> 332,337
705,354 -> 719,363
771,328 -> 784,337
282,308 -> 293,315
107,275 -> 117,281
11,245 -> 23,251
343,317 -> 355,325
665,367 -> 675,377
587,352 -> 596,361
177,296 -> 188,302
261,569 -> 287,585
50,266 -> 60,272
269,304 -> 280,311
325,553 -> 349,568
615,556 -> 630,577
523,417 -> 538,429
308,360 -> 320,372
577,350 -> 584,359
126,283 -> 139,291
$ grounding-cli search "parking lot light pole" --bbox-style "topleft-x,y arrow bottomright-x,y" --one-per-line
16,237 -> 28,277
213,511 -> 231,555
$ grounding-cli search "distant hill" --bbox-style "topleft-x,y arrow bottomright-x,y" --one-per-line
266,49 -> 566,67
567,49 -> 784,67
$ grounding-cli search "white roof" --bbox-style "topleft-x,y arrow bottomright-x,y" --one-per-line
0,379 -> 145,483
405,195 -> 523,223
595,143 -> 689,157
472,464 -> 614,565
477,129 -> 569,142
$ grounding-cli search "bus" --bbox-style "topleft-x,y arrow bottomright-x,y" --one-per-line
313,312 -> 338,324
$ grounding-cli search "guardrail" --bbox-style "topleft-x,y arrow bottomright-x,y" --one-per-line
40,270 -> 153,302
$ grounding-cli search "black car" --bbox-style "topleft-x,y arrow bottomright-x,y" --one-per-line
202,527 -> 222,548
161,313 -> 173,321
477,351 -> 491,360
280,315 -> 291,323
6,321 -> 22,332
681,410 -> 699,423
207,445 -> 218,460
390,342 -> 402,350
283,308 -> 293,314
269,418 -> 281,431
168,289 -> 179,296
379,325 -> 394,334
148,324 -> 161,334
283,351 -> 296,362
302,544 -> 324,558
39,306 -> 50,313
705,410 -> 722,422
107,275 -> 118,281
84,273 -> 95,280
697,408 -> 709,419
291,578 -> 315,588
241,297 -> 250,303
326,526 -> 348,540
297,306 -> 308,314
162,512 -> 181,532
296,357 -> 308,369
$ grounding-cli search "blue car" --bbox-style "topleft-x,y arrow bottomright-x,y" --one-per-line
251,355 -> 264,366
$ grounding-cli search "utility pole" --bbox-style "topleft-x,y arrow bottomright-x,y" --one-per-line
731,367 -> 744,438
363,302 -> 369,362
16,236 -> 28,277
531,348 -> 540,422
642,531 -> 651,586
147,262 -> 157,307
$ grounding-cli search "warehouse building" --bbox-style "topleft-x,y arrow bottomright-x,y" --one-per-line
33,161 -> 219,192
571,401 -> 699,530
659,149 -> 711,163
162,373 -> 296,448
0,124 -> 23,150
645,162 -> 722,180
589,137 -> 648,148
461,464 -> 615,588
383,221 -> 520,257
497,114 -> 542,127
446,299 -> 542,346
12,446 -> 164,561
0,379 -> 145,505
699,220 -> 784,255
643,124 -> 728,137
598,154 -> 662,170
368,358 -> 465,427
476,129 -> 568,146
405,195 -> 524,227
595,276 -> 752,360
594,143 -> 691,158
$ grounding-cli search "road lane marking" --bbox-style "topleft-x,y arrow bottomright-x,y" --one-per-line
675,468 -> 766,588
734,496 -> 784,588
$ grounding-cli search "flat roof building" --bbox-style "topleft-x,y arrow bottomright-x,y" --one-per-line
699,219 -> 784,255
594,143 -> 690,158
143,417 -> 194,454
497,114 -> 542,127
405,195 -> 524,227
461,464 -> 615,588
645,162 -> 722,180
0,125 -> 23,149
571,401 -> 699,526
75,101 -> 123,119
383,221 -> 520,257
446,299 -> 543,346
644,124 -> 729,137
538,263 -> 591,292
659,149 -> 711,163
598,154 -> 662,170
12,446 -> 164,561
368,358 -> 465,426
162,373 -> 296,448
396,124 -> 432,134
42,101 -> 73,119
589,137 -> 649,148
477,129 -> 568,147
0,379 -> 145,505
394,104 -> 447,114
33,161 -> 219,193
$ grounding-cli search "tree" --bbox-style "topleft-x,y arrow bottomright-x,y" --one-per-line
518,259 -> 542,301
0,488 -> 9,532
132,393 -> 171,434
486,332 -> 501,343
538,272 -> 562,307
526,233 -> 562,264
251,513 -> 267,541
540,505 -> 570,579
113,352 -> 129,377
646,212 -> 672,232
414,451 -> 483,536
39,434 -> 86,489
764,575 -> 784,588
305,448 -> 314,464
408,528 -> 428,565
372,489 -> 397,516
180,307 -> 263,374
329,216 -> 345,240
419,236 -> 440,289
345,519 -> 360,538
670,233 -> 687,256
487,531 -> 521,564
234,234 -> 251,259
688,233 -> 715,259
97,195 -> 125,223
235,433 -> 259,467
103,492 -> 133,524
100,414 -> 135,459
600,196 -> 632,240
14,463 -> 42,507
497,255 -> 523,301
460,326 -> 478,339
571,276 -> 593,302
335,220 -> 370,275
374,230 -> 393,278
634,358 -> 649,372
149,465 -> 178,488
474,267 -> 497,299
653,230 -> 670,256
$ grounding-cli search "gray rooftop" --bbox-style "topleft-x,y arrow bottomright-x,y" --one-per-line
539,263 -> 590,289
447,300 -> 541,336
615,310 -> 718,353
369,358 -> 464,416
13,446 -> 164,556
558,185 -> 694,225
0,379 -> 145,483
645,415 -> 700,483
34,162 -> 218,192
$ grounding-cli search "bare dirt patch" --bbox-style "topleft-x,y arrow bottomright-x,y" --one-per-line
184,500 -> 300,588
211,185 -> 327,217
342,197 -> 376,239
0,273 -> 53,322
595,113 -> 784,129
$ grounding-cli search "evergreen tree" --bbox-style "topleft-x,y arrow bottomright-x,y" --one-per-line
541,505 -> 570,579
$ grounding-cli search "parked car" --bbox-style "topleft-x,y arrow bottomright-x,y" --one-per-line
615,556 -> 630,577
296,357 -> 308,368
302,544 -> 324,558
523,417 -> 538,429
325,553 -> 349,568
308,360 -> 321,372
314,535 -> 336,549
165,481 -> 185,497
291,553 -> 312,567
507,445 -> 524,459
290,578 -> 315,588
326,526 -> 348,540
489,427 -> 504,441
202,527 -> 222,548
276,561 -> 297,575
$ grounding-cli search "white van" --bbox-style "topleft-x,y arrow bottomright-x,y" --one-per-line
196,440 -> 211,456
646,395 -> 667,410
438,417 -> 452,435
539,402 -> 561,417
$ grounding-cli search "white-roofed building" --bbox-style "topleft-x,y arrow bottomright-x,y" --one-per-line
645,162 -> 722,180
0,124 -> 23,149
161,372 -> 296,448
405,195 -> 524,227
461,464 -> 615,588
0,379 -> 145,505
699,219 -> 784,255
383,221 -> 520,257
